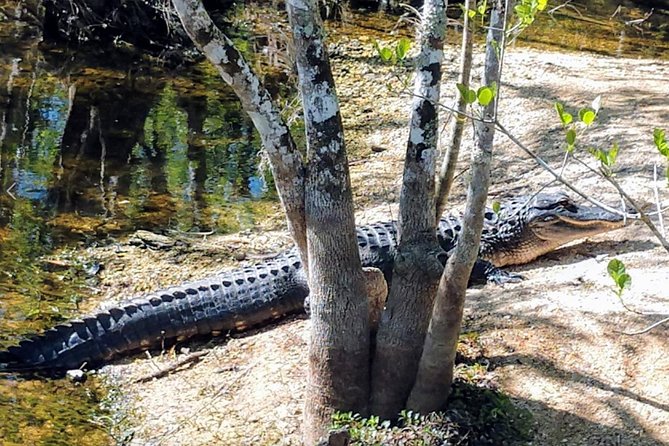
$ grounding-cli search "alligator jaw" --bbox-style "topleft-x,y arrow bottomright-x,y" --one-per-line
486,200 -> 626,267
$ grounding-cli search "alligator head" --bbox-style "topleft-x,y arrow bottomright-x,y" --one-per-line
480,192 -> 626,266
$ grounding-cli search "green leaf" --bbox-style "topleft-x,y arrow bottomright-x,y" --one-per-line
477,0 -> 487,15
589,143 -> 619,171
579,108 -> 596,126
555,102 -> 573,126
477,86 -> 494,106
607,258 -> 626,278
616,273 -> 631,290
489,81 -> 498,97
565,128 -> 576,146
588,147 -> 605,164
467,8 -> 477,18
563,112 -> 573,126
456,83 -> 477,104
608,142 -> 619,166
456,83 -> 468,99
379,47 -> 393,62
554,102 -> 564,117
492,201 -> 501,215
395,37 -> 412,60
654,128 -> 669,157
582,110 -> 596,125
537,0 -> 548,10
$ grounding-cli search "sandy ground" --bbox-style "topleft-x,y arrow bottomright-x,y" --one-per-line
92,42 -> 669,446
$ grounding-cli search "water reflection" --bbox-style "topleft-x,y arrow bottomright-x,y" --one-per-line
0,44 -> 275,337
520,0 -> 669,59
0,10 -> 275,444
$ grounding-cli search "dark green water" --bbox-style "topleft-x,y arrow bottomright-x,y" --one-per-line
0,4 -> 277,444
0,0 -> 667,445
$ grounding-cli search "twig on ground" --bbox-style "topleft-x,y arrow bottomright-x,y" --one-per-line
547,0 -> 579,17
625,9 -> 653,26
622,315 -> 669,335
134,351 -> 209,383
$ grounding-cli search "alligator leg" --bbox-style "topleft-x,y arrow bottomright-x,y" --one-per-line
469,259 -> 524,285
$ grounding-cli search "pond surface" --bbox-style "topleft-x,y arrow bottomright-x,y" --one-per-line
0,5 -> 277,444
0,1 -> 667,445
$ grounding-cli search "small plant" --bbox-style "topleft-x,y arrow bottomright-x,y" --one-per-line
554,96 -> 601,153
373,37 -> 412,65
331,362 -> 533,445
607,258 -> 632,300
332,410 -> 458,445
463,0 -> 488,23
606,258 -> 644,316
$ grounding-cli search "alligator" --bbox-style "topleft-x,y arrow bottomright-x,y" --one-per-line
0,192 -> 625,373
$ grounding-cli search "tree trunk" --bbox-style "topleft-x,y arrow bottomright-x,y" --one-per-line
435,0 -> 474,218
171,0 -> 308,266
287,1 -> 371,443
370,0 -> 448,420
407,0 -> 509,413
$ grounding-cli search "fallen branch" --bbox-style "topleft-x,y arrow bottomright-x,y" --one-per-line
625,9 -> 653,26
134,351 -> 209,383
622,315 -> 669,336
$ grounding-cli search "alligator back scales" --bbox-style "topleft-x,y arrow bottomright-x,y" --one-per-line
0,221 -> 413,372
0,192 -> 624,373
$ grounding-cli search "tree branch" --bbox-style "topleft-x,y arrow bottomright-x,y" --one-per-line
171,0 -> 308,267
287,0 -> 371,441
408,0 -> 511,413
371,0 -> 447,420
435,0 -> 474,219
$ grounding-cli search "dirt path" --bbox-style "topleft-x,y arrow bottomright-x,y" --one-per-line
96,44 -> 669,445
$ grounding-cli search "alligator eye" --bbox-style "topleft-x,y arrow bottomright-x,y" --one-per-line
557,198 -> 578,212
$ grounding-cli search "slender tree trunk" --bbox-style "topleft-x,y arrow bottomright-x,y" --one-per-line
370,0 -> 448,420
287,1 -> 370,443
172,0 -> 308,266
408,0 -> 509,413
435,0 -> 474,218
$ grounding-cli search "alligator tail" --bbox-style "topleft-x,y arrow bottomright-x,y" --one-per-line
0,253 -> 308,373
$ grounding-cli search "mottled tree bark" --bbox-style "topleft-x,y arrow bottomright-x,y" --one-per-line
435,0 -> 474,219
370,0 -> 448,420
408,0 -> 509,413
287,1 -> 370,443
172,0 -> 308,267
174,1 -> 370,442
